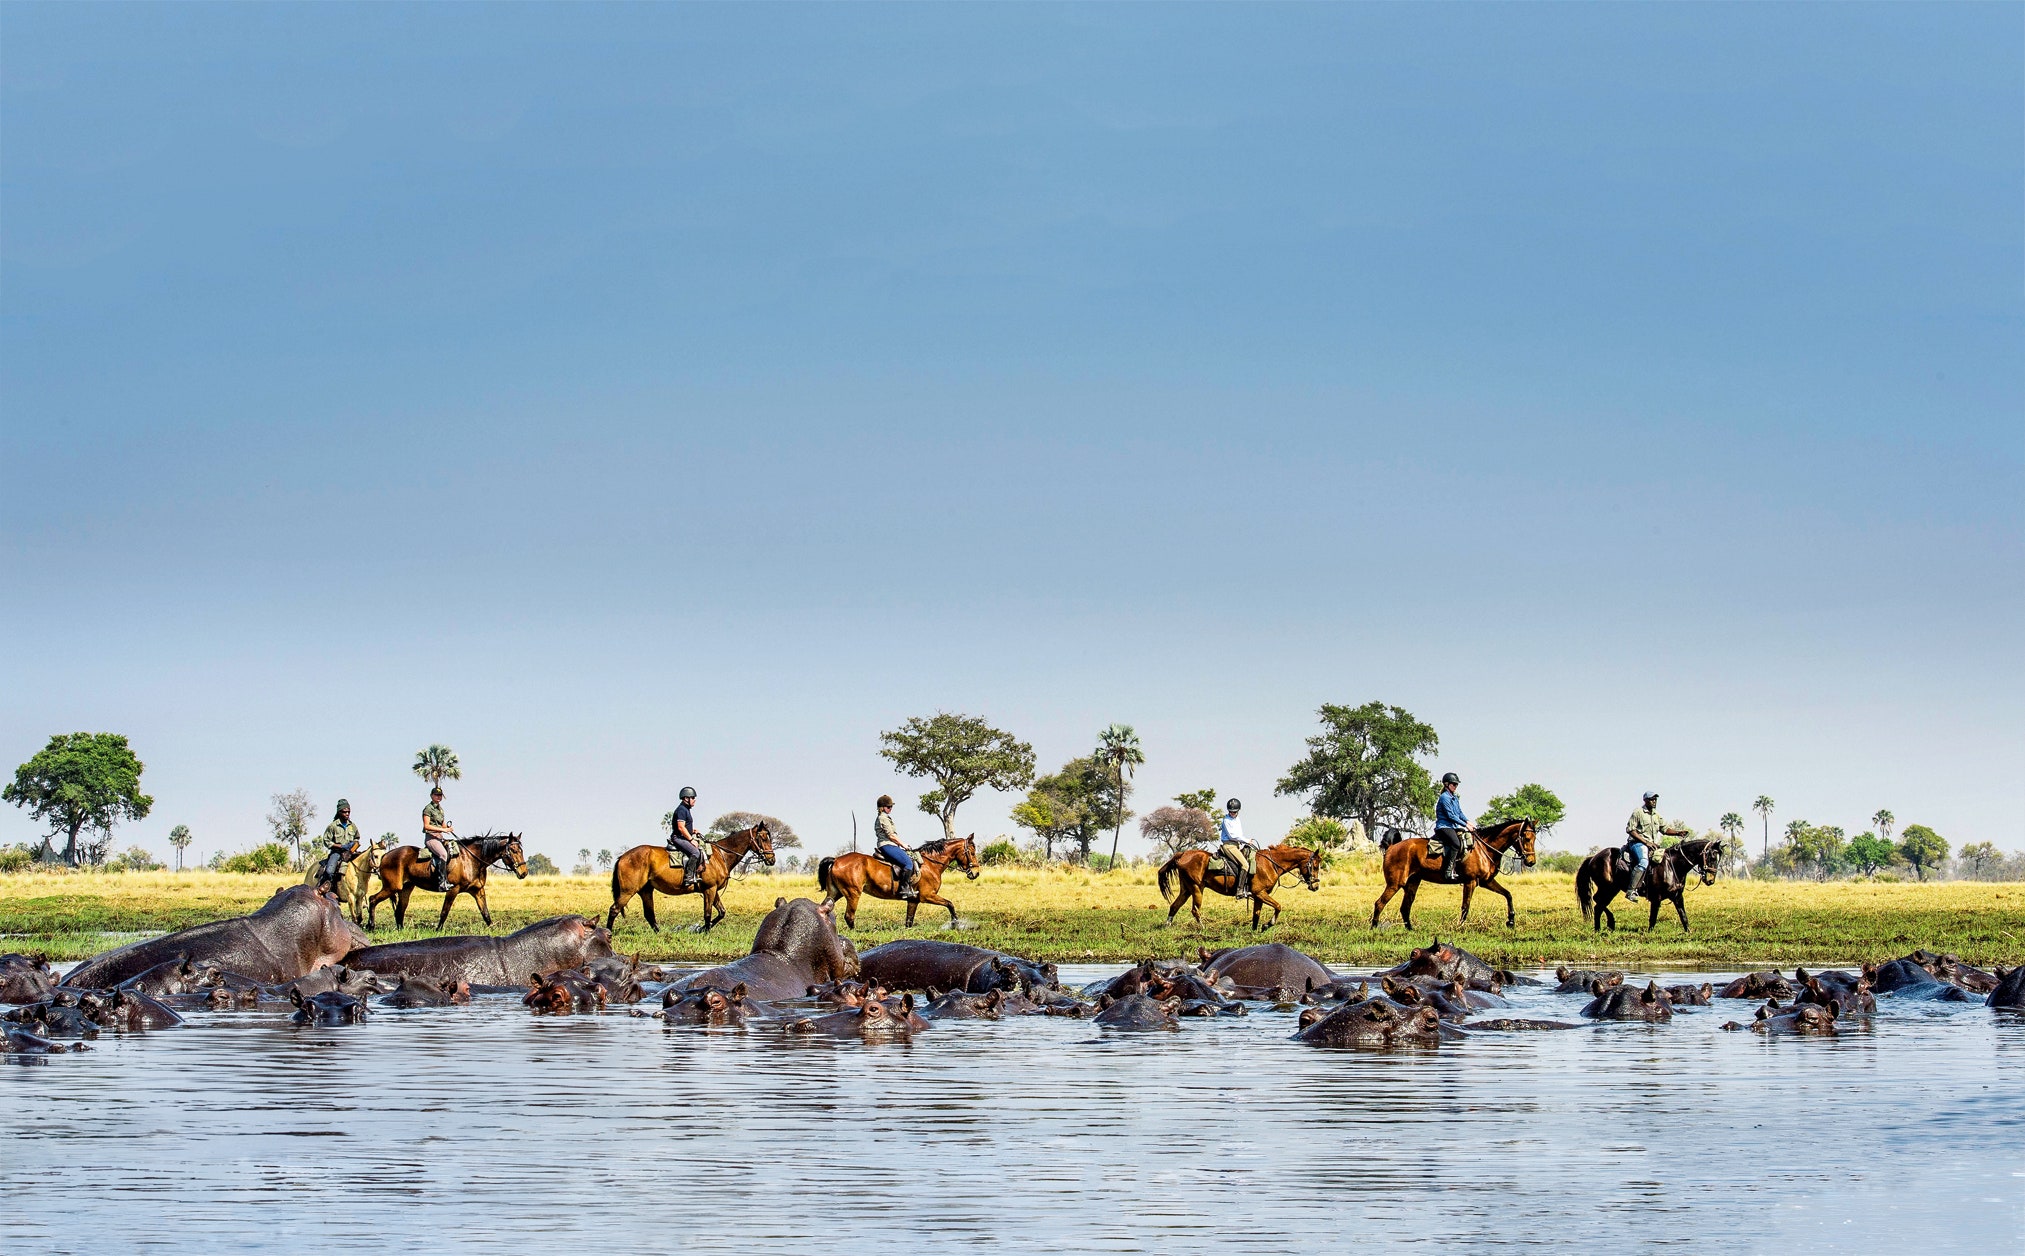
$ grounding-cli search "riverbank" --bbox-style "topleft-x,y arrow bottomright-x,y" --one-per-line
3,867 -> 2021,967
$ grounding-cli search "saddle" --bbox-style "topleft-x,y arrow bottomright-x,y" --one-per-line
875,845 -> 910,872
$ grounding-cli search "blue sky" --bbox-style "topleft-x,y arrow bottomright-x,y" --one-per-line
3,4 -> 2019,867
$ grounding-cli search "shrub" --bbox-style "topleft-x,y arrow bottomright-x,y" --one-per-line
220,842 -> 292,874
1531,851 -> 1583,875
1285,815 -> 1351,851
982,839 -> 1020,866
524,853 -> 560,876
0,847 -> 33,874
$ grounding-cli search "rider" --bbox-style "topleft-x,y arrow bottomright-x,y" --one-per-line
1433,772 -> 1476,881
874,794 -> 919,901
668,786 -> 704,890
1218,799 -> 1254,902
1624,791 -> 1692,901
317,798 -> 362,893
422,786 -> 455,890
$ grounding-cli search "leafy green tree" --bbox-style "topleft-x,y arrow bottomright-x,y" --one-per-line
1096,724 -> 1145,868
525,853 -> 560,876
267,788 -> 316,871
980,839 -> 1020,866
1284,815 -> 1350,852
412,744 -> 462,790
5,733 -> 154,867
1845,831 -> 1899,876
1012,779 -> 1083,862
1140,805 -> 1215,858
168,824 -> 193,872
880,713 -> 1036,841
221,842 -> 291,874
708,811 -> 802,849
1898,824 -> 1948,881
1012,756 -> 1120,863
1174,788 -> 1219,815
1275,702 -> 1439,841
1753,796 -> 1775,860
1957,840 -> 2000,879
1477,783 -> 1566,834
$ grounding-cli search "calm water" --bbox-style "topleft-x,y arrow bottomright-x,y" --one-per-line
4,964 -> 2021,1254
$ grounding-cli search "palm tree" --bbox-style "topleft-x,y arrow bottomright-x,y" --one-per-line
1752,796 -> 1775,860
1719,811 -> 1743,848
1872,809 -> 1895,845
168,825 -> 192,873
1097,723 -> 1145,870
412,744 -> 462,791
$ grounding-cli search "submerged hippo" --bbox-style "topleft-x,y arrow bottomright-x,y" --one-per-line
1555,967 -> 1623,995
1724,1001 -> 1839,1036
785,996 -> 918,1038
1901,950 -> 1999,993
1865,959 -> 1974,1001
660,983 -> 767,1026
377,976 -> 472,1008
920,989 -> 1006,1020
290,988 -> 367,1025
1381,976 -> 1492,1022
675,898 -> 859,1002
1662,983 -> 1715,1007
1987,967 -> 2024,1010
114,956 -> 224,999
65,886 -> 366,989
1377,938 -> 1502,992
4,996 -> 101,1040
524,970 -> 605,1015
1797,975 -> 1874,1015
1581,980 -> 1674,1022
580,955 -> 652,1004
1717,971 -> 1794,1001
1461,1018 -> 1584,1032
1093,994 -> 1180,1032
4,1026 -> 89,1054
1294,996 -> 1450,1048
0,953 -> 60,1004
858,940 -> 1047,995
1177,998 -> 1248,1018
85,987 -> 185,1031
272,965 -> 388,1000
344,916 -> 615,989
1200,943 -> 1335,996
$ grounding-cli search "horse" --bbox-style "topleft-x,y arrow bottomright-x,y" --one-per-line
816,836 -> 981,929
1576,836 -> 1724,933
1156,843 -> 1325,931
605,824 -> 777,934
1370,817 -> 1537,930
302,836 -> 389,925
367,833 -> 528,930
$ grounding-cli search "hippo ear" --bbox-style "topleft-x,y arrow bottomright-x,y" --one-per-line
289,987 -> 306,1007
1796,967 -> 1810,982
984,991 -> 1003,1009
729,983 -> 746,1000
1590,978 -> 1607,996
902,993 -> 915,1012
1556,966 -> 1570,982
1828,998 -> 1843,1020
1699,983 -> 1712,999
1097,994 -> 1115,1009
776,897 -> 788,910
1754,1004 -> 1770,1020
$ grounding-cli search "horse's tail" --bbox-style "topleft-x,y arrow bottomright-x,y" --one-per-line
1575,861 -> 1595,925
1157,857 -> 1182,904
817,857 -> 837,895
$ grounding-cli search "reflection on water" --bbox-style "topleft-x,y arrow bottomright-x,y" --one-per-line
4,966 -> 2022,1253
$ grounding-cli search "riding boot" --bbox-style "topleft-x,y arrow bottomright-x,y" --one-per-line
429,853 -> 448,891
682,856 -> 700,890
901,870 -> 920,901
1625,865 -> 1645,902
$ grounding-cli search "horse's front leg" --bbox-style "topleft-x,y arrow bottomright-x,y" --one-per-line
920,888 -> 957,926
1457,881 -> 1476,927
1672,893 -> 1690,933
1254,891 -> 1281,931
437,886 -> 460,929
699,886 -> 718,932
472,884 -> 491,926
1483,876 -> 1516,928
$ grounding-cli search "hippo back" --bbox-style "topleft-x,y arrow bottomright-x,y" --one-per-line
1985,966 -> 2024,1010
1203,943 -> 1334,992
858,939 -> 1012,994
344,916 -> 612,987
677,898 -> 858,1000
65,887 -> 365,989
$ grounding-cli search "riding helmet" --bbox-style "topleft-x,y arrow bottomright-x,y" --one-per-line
1441,772 -> 1460,786
1226,799 -> 1241,813
679,786 -> 697,800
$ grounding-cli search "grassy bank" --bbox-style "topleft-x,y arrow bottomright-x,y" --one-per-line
3,866 -> 2022,968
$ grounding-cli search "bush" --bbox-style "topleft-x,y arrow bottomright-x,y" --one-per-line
219,842 -> 292,874
1285,815 -> 1351,852
0,847 -> 34,874
1086,854 -> 1119,873
982,839 -> 1020,866
1531,851 -> 1583,875
524,853 -> 560,876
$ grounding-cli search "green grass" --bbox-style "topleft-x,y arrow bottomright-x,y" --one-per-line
4,865 -> 2023,968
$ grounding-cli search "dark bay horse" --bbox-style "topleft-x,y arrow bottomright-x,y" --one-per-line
1576,837 -> 1724,933
1157,843 -> 1324,931
605,824 -> 777,934
368,833 -> 528,929
1371,818 -> 1537,930
817,836 -> 980,929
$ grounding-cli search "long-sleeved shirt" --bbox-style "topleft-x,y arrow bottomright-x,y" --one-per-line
1626,807 -> 1687,846
1435,791 -> 1470,833
875,812 -> 904,849
1219,815 -> 1246,846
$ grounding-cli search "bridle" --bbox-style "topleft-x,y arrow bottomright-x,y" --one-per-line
1257,847 -> 1322,892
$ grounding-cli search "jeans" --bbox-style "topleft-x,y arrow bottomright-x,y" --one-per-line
1628,840 -> 1651,869
879,844 -> 915,878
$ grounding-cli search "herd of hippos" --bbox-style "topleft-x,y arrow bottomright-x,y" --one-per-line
3,885 -> 2022,1055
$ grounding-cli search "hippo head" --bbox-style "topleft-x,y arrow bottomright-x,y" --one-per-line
263,884 -> 371,969
752,898 -> 859,982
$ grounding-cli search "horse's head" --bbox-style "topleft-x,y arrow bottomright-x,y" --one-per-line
748,821 -> 777,867
1691,838 -> 1722,886
953,835 -> 980,880
489,834 -> 528,879
365,838 -> 389,863
1510,819 -> 1538,867
1294,846 -> 1323,891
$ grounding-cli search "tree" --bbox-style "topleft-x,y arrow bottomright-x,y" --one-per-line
1752,796 -> 1775,861
267,789 -> 317,871
596,849 -> 614,871
412,744 -> 462,790
707,811 -> 803,849
525,853 -> 560,876
574,847 -> 593,876
1096,724 -> 1145,868
1719,812 -> 1744,851
1140,805 -> 1215,858
1845,831 -> 1899,877
1012,779 -> 1083,862
1284,815 -> 1351,852
879,713 -> 1036,841
1274,702 -> 1439,841
1957,841 -> 2000,879
1174,788 -> 1219,815
1011,756 -> 1119,863
1477,783 -> 1566,834
1898,824 -> 1948,881
1872,809 -> 1895,846
168,824 -> 192,872
4,733 -> 154,867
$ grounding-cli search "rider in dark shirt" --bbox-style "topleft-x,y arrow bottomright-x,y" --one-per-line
667,787 -> 703,889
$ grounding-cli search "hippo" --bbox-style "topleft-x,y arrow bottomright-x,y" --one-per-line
0,953 -> 60,1004
1381,976 -> 1490,1022
1865,959 -> 1974,1001
660,983 -> 767,1026
345,916 -> 615,990
524,970 -> 605,1015
803,979 -> 891,1008
1987,967 -> 2024,1010
1662,983 -> 1715,1007
1461,1018 -> 1584,1032
1581,980 -> 1674,1022
1797,975 -> 1874,1015
4,996 -> 101,1040
1177,998 -> 1248,1018
1554,967 -> 1623,995
84,987 -> 185,1031
1200,943 -> 1335,996
4,1026 -> 89,1054
857,939 -> 1053,995
114,956 -> 225,999
1093,994 -> 1180,1032
580,955 -> 651,1004
1294,996 -> 1450,1048
200,986 -> 262,1010
1724,1001 -> 1839,1035
1902,950 -> 1999,993
920,989 -> 1006,1020
1717,971 -> 1794,1000
290,988 -> 367,1025
674,899 -> 859,1002
377,976 -> 472,1008
785,996 -> 917,1038
64,886 -> 366,990
1084,960 -> 1171,1000
1376,939 -> 1502,992
272,966 -> 388,1000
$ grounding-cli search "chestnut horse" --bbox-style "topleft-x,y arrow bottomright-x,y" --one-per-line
368,833 -> 528,930
605,824 -> 777,934
1156,843 -> 1324,931
1370,817 -> 1537,930
303,836 -> 388,925
1575,837 -> 1723,933
816,836 -> 981,929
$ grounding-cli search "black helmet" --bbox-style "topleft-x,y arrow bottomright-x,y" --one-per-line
679,786 -> 697,801
1226,798 -> 1242,812
1441,772 -> 1460,786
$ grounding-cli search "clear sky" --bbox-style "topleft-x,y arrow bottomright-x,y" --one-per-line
3,4 -> 2020,869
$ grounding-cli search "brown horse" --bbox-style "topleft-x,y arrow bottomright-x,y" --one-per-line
1370,817 -> 1537,930
1575,837 -> 1723,933
368,833 -> 528,930
1156,843 -> 1325,931
605,824 -> 777,934
816,836 -> 981,929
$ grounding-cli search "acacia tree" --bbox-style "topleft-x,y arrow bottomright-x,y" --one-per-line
879,713 -> 1035,842
1011,782 -> 1081,862
168,824 -> 192,872
1011,756 -> 1122,863
1174,788 -> 1219,815
1097,724 -> 1145,868
1274,702 -> 1438,840
1477,784 -> 1566,833
1140,805 -> 1215,858
1845,831 -> 1898,877
1898,824 -> 1948,881
1752,796 -> 1775,860
4,733 -> 154,867
1956,840 -> 1999,879
708,811 -> 803,849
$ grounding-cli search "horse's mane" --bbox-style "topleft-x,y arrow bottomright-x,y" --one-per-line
915,836 -> 960,855
1672,836 -> 1720,859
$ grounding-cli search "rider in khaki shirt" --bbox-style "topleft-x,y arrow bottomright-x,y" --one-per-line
422,786 -> 455,889
1624,792 -> 1691,901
